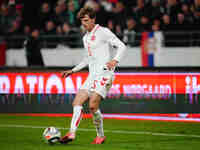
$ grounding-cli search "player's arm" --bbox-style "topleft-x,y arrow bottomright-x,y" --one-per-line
62,56 -> 88,78
103,28 -> 126,70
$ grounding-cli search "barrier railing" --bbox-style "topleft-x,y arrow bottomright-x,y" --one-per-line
1,31 -> 200,49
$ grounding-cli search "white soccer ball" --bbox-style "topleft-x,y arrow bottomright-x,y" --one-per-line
43,127 -> 61,144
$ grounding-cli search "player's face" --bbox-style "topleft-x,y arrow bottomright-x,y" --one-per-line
81,15 -> 95,32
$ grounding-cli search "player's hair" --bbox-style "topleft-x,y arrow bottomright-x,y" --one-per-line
78,6 -> 96,19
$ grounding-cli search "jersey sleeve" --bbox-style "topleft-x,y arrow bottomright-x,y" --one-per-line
72,53 -> 88,73
102,28 -> 126,63
72,57 -> 88,73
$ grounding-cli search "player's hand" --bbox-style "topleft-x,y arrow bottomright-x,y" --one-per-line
61,70 -> 73,78
106,59 -> 118,70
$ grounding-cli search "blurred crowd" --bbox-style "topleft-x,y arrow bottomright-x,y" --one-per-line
1,0 -> 200,47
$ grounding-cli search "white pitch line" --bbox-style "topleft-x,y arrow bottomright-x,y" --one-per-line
0,124 -> 200,138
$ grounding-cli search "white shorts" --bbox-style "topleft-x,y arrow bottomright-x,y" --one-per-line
80,72 -> 114,99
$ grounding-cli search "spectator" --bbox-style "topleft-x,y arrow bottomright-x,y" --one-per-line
15,4 -> 24,28
38,2 -> 52,30
24,29 -> 44,66
175,13 -> 191,46
56,25 -> 63,35
153,18 -> 161,28
132,0 -> 149,22
93,1 -> 108,26
62,22 -> 82,48
152,24 -> 160,32
0,3 -> 16,35
44,21 -> 57,34
43,21 -> 58,48
112,1 -> 127,30
181,3 -> 194,24
61,22 -> 72,46
152,24 -> 164,52
57,0 -> 67,12
23,25 -> 31,36
164,0 -> 181,22
7,20 -> 21,35
51,4 -> 68,27
191,0 -> 200,45
107,19 -> 115,32
123,17 -> 137,47
150,0 -> 164,21
161,14 -> 175,31
175,13 -> 190,31
62,22 -> 71,34
115,24 -> 123,40
139,16 -> 151,32
161,14 -> 176,47
100,0 -> 113,12
84,0 -> 96,8
6,20 -> 23,48
1,0 -> 200,48
66,0 -> 79,27
191,0 -> 200,25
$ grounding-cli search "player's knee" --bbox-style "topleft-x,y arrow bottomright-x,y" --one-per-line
72,102 -> 76,107
72,98 -> 82,106
72,101 -> 81,107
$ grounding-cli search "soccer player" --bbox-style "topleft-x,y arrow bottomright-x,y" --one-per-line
60,6 -> 126,144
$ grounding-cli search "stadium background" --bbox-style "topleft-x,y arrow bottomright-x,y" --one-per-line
0,0 -> 200,133
1,1 -> 200,150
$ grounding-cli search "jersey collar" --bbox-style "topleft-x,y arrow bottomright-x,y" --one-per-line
88,24 -> 99,34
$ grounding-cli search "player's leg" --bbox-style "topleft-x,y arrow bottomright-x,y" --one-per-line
89,92 -> 106,144
70,89 -> 89,133
89,74 -> 114,144
60,89 -> 89,143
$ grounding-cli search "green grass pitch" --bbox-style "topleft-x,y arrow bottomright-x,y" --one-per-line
0,114 -> 200,150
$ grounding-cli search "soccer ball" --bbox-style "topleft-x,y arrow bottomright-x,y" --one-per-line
43,127 -> 61,144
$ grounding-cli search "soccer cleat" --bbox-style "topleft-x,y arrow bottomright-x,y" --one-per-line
59,132 -> 75,144
91,136 -> 106,144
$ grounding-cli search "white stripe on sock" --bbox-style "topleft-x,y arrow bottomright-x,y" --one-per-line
93,109 -> 104,137
70,105 -> 83,133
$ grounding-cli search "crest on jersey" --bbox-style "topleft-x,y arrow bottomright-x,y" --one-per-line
91,35 -> 96,41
